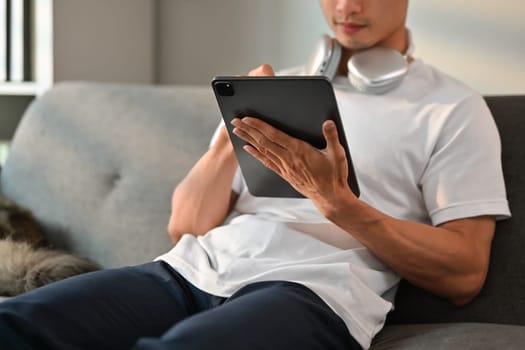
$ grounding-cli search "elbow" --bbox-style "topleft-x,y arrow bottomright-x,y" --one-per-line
450,293 -> 477,307
167,214 -> 210,244
167,219 -> 182,244
449,270 -> 487,307
167,212 -> 193,244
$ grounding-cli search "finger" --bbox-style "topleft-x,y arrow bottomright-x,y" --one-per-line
231,118 -> 257,145
231,118 -> 266,150
232,119 -> 286,166
233,118 -> 289,159
240,117 -> 292,154
243,144 -> 284,176
248,64 -> 276,77
323,120 -> 349,185
259,64 -> 276,76
323,120 -> 343,156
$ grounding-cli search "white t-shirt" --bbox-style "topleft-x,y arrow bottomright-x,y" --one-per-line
156,59 -> 511,349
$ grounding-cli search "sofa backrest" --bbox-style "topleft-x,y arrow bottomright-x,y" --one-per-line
3,83 -> 524,324
1,83 -> 220,268
388,96 -> 525,325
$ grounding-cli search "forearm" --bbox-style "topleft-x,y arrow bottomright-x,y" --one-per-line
168,137 -> 238,243
324,191 -> 494,305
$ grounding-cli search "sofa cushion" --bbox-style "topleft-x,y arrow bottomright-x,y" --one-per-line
0,82 -> 220,268
387,96 -> 525,325
372,323 -> 525,350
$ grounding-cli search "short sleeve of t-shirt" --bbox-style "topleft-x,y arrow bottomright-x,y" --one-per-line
420,93 -> 510,225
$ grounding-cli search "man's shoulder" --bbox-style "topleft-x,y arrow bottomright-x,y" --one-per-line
409,59 -> 483,104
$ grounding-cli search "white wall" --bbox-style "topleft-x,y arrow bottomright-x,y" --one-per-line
156,0 -> 329,85
53,0 -> 156,83
407,0 -> 525,94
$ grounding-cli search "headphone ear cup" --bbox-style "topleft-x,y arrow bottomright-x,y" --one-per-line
347,47 -> 408,94
305,35 -> 341,81
305,35 -> 409,94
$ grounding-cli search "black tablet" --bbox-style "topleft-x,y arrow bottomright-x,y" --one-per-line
211,76 -> 360,198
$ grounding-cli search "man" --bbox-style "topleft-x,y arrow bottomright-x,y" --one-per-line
0,1 -> 510,349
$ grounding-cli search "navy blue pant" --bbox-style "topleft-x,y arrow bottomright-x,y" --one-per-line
0,261 -> 361,350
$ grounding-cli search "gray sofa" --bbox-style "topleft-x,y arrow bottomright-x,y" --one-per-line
1,82 -> 524,349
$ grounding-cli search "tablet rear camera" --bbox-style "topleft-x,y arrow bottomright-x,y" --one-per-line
215,82 -> 235,96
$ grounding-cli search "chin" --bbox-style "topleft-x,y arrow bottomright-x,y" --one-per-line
336,36 -> 371,51
334,30 -> 374,51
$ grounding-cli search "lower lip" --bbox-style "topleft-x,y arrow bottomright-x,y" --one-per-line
339,24 -> 365,34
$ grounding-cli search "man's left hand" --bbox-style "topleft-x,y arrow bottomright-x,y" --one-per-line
231,115 -> 352,213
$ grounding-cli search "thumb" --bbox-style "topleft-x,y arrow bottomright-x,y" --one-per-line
323,120 -> 346,160
323,120 -> 350,184
323,120 -> 339,151
249,64 -> 276,77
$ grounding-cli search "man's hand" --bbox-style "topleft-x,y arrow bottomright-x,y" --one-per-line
232,64 -> 355,216
231,117 -> 351,214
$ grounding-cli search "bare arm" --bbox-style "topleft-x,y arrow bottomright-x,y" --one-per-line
167,126 -> 239,244
326,197 -> 495,306
167,66 -> 278,244
231,87 -> 495,305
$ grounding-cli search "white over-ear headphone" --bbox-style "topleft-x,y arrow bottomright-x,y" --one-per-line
305,31 -> 414,94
